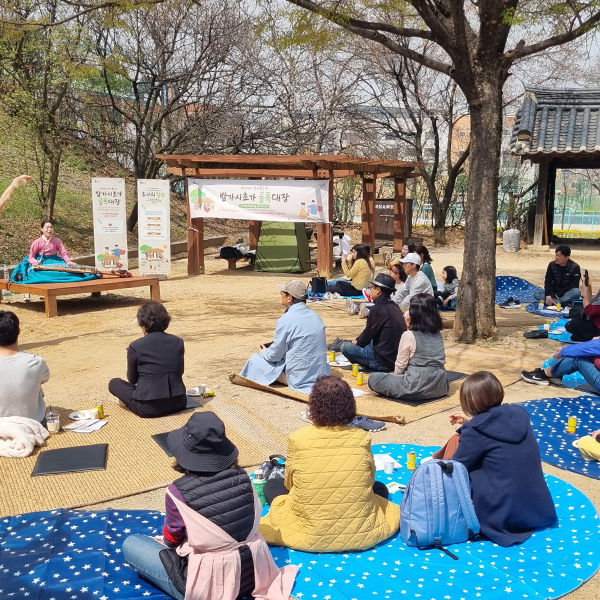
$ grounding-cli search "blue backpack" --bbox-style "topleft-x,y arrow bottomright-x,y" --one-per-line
400,459 -> 480,559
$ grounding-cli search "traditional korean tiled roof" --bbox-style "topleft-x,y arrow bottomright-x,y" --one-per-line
510,88 -> 600,158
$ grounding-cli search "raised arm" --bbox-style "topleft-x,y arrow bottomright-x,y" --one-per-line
0,175 -> 32,216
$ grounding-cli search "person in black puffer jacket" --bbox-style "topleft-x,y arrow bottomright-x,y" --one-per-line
533,245 -> 581,307
122,413 -> 258,600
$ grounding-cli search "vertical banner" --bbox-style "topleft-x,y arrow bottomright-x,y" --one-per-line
137,179 -> 171,276
92,178 -> 128,271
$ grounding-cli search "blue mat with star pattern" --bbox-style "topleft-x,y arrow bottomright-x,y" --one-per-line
496,276 -> 543,305
520,396 -> 600,479
1,443 -> 599,600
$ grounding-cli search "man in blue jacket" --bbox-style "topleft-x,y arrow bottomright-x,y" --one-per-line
521,337 -> 600,393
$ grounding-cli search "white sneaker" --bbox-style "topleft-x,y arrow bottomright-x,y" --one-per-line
346,299 -> 359,315
358,303 -> 370,319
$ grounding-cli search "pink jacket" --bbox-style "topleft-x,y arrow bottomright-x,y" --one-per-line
28,236 -> 71,265
167,489 -> 298,600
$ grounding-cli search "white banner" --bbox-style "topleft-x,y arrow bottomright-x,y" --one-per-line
137,179 -> 171,276
188,179 -> 329,223
92,178 -> 128,271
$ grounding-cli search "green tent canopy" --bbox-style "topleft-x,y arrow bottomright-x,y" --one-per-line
254,221 -> 310,273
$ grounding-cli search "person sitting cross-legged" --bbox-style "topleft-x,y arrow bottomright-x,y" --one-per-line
521,338 -> 600,393
0,310 -> 49,422
533,244 -> 581,307
108,301 -> 187,418
368,293 -> 449,402
258,375 -> 400,552
122,412 -> 298,600
240,280 -> 330,392
392,252 -> 434,311
340,273 -> 406,372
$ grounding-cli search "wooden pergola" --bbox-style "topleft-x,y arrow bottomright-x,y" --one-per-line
156,154 -> 422,276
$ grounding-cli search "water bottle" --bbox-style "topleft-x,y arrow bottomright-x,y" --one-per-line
252,468 -> 267,506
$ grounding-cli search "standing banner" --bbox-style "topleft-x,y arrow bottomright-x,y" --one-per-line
137,179 -> 171,276
92,178 -> 128,271
188,179 -> 329,223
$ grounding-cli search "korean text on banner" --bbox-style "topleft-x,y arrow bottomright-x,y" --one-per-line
188,179 -> 329,224
92,178 -> 128,271
138,179 -> 171,276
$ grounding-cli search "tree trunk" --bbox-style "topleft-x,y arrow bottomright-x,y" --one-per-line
453,93 -> 502,342
43,150 -> 62,222
432,205 -> 447,246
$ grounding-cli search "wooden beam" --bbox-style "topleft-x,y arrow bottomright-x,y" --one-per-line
249,221 -> 261,250
316,179 -> 334,277
393,176 -> 406,253
534,160 -> 550,246
186,179 -> 204,275
362,174 -> 376,251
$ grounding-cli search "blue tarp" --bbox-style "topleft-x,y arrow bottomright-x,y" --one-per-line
520,396 -> 600,479
1,443 -> 598,600
496,276 -> 543,305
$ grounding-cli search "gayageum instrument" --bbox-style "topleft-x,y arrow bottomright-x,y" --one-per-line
33,264 -> 133,278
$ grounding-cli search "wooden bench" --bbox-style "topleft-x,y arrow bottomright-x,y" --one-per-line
0,275 -> 161,318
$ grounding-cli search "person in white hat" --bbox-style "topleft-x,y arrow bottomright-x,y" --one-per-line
240,280 -> 330,392
392,252 -> 434,311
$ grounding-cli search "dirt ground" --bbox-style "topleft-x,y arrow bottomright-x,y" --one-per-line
3,241 -> 600,598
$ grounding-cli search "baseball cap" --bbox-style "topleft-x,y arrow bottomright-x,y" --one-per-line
400,252 -> 421,265
276,280 -> 307,299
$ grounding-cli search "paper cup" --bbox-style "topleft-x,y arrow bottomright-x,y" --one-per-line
46,419 -> 60,433
383,460 -> 395,474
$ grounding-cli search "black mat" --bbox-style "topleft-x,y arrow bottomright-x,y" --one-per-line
152,432 -> 173,457
31,444 -> 108,476
447,371 -> 468,383
185,395 -> 201,409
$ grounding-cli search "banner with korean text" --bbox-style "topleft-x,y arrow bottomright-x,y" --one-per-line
92,178 -> 128,271
188,179 -> 329,223
137,179 -> 171,276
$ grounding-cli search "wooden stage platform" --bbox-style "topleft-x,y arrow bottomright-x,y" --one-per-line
0,276 -> 160,318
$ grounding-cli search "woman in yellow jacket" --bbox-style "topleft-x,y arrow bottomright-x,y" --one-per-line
259,375 -> 400,552
577,430 -> 600,461
328,243 -> 375,297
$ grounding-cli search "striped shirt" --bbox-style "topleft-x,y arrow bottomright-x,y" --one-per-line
163,484 -> 186,547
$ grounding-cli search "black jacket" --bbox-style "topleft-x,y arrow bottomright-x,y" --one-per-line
127,331 -> 186,401
356,295 -> 406,370
162,467 -> 256,598
453,404 -> 557,547
544,259 -> 581,298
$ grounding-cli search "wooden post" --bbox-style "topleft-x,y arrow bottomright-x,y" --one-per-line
186,178 -> 204,275
534,160 -> 550,246
316,177 -> 334,277
393,176 -> 406,253
361,174 -> 376,251
248,221 -> 261,250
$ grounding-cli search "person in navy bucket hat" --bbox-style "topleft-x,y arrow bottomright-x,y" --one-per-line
167,412 -> 238,472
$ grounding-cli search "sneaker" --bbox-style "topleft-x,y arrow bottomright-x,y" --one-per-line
346,299 -> 359,315
549,377 -> 563,387
500,297 -> 521,309
327,337 -> 350,352
299,409 -> 312,424
521,368 -> 550,386
358,303 -> 370,319
362,288 -> 372,302
349,415 -> 386,432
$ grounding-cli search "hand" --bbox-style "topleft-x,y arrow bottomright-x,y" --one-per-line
67,261 -> 76,266
449,411 -> 469,426
404,314 -> 411,328
352,339 -> 357,345
546,296 -> 555,306
12,175 -> 33,188
443,297 -> 451,305
551,349 -> 562,360
590,430 -> 600,439
259,344 -> 267,351
151,535 -> 166,546
34,260 -> 41,267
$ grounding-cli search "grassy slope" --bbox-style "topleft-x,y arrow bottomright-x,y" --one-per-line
0,109 -> 191,265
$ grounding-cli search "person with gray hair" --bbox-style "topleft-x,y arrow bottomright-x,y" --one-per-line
240,280 -> 330,392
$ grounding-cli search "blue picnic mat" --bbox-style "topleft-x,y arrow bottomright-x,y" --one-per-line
1,443 -> 599,600
520,397 -> 600,479
526,302 -> 571,318
538,318 -> 573,343
496,276 -> 543,305
270,442 -> 600,600
542,358 -> 587,388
